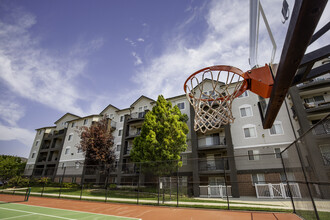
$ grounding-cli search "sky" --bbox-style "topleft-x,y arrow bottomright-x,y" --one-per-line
0,0 -> 329,158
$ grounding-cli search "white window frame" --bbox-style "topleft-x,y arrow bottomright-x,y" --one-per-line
144,106 -> 148,111
35,140 -> 39,146
181,154 -> 188,165
68,133 -> 73,141
269,121 -> 284,136
83,119 -> 88,125
31,151 -> 36,159
118,130 -> 122,136
71,122 -> 75,128
65,147 -> 71,155
116,144 -> 121,151
243,124 -> 257,138
75,162 -> 80,169
248,150 -> 260,161
274,148 -> 281,158
77,148 -> 83,153
120,116 -> 124,122
252,173 -> 265,185
239,104 -> 253,118
238,91 -> 249,98
109,114 -> 114,119
177,102 -> 185,110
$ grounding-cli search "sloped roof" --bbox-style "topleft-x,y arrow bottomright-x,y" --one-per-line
130,95 -> 155,108
100,104 -> 120,115
54,113 -> 81,124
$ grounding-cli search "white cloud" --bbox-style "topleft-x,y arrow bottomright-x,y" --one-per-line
0,99 -> 25,126
129,0 -> 296,100
125,37 -> 136,47
137,38 -> 145,42
0,9 -> 104,117
132,52 -> 143,65
0,123 -> 35,147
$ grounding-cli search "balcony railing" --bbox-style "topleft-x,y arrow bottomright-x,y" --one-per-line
198,136 -> 226,149
313,120 -> 330,135
122,164 -> 137,174
128,130 -> 141,137
198,159 -> 229,171
129,112 -> 146,120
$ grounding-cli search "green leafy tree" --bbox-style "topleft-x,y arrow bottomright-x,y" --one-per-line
0,155 -> 26,183
76,115 -> 115,166
130,95 -> 189,176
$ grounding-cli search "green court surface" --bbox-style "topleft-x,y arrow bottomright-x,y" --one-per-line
0,202 -> 140,220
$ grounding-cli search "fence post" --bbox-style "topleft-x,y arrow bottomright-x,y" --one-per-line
137,163 -> 141,205
157,177 -> 160,205
223,158 -> 230,210
80,165 -> 86,200
177,162 -> 179,207
59,167 -> 66,198
41,181 -> 45,197
294,143 -> 320,219
104,166 -> 109,203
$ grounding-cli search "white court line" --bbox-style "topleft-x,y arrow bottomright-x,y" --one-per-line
0,207 -> 75,220
1,213 -> 35,220
6,203 -> 141,220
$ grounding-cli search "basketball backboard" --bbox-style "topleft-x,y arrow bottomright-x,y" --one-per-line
249,0 -> 329,129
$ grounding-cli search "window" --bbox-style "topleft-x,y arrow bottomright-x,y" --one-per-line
116,145 -> 121,151
62,163 -> 66,168
274,148 -> 281,158
31,151 -> 36,158
65,147 -> 70,155
248,150 -> 260,160
118,130 -> 122,136
139,107 -> 143,112
120,116 -> 124,122
83,119 -> 88,125
239,105 -> 253,117
39,130 -> 42,135
109,114 -> 114,119
181,154 -> 187,165
319,144 -> 330,166
35,141 -> 39,146
252,174 -> 265,185
269,122 -> 284,135
68,134 -> 73,141
77,148 -> 83,153
75,162 -> 80,169
71,122 -> 75,127
177,102 -> 185,110
243,125 -> 257,138
144,106 -> 148,110
238,91 -> 248,98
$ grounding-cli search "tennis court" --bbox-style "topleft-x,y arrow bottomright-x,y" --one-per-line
0,202 -> 140,220
0,194 -> 301,220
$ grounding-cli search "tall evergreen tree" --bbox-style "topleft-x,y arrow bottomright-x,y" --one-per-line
130,95 -> 189,176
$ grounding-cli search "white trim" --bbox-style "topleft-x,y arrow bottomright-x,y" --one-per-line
237,90 -> 249,98
239,104 -> 253,118
242,124 -> 257,138
59,158 -> 85,162
269,121 -> 284,136
26,162 -> 36,165
64,147 -> 71,155
234,142 -> 292,149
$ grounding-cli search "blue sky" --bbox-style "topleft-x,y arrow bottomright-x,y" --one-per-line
0,0 -> 329,158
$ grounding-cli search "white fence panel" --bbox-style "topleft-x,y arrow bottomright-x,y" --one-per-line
199,185 -> 232,198
255,183 -> 301,199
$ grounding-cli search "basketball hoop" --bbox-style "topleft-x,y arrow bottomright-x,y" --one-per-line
184,64 -> 273,133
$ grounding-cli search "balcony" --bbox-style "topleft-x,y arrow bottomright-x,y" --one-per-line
313,120 -> 330,136
297,77 -> 330,90
122,164 -> 138,175
123,147 -> 132,156
125,130 -> 141,139
305,102 -> 330,114
127,112 -> 146,123
198,159 -> 229,174
198,136 -> 226,150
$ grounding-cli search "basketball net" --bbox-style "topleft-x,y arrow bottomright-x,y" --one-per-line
184,66 -> 247,133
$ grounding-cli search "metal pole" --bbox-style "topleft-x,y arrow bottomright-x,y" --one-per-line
223,158 -> 230,210
137,163 -> 141,205
41,181 -> 45,197
280,152 -> 296,213
80,165 -> 86,200
158,177 -> 160,205
177,162 -> 179,207
59,167 -> 66,198
105,166 -> 109,203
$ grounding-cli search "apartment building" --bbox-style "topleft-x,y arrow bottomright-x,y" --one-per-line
24,77 -> 329,198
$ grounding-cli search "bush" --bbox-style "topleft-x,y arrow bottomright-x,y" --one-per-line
7,176 -> 30,187
62,182 -> 79,188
